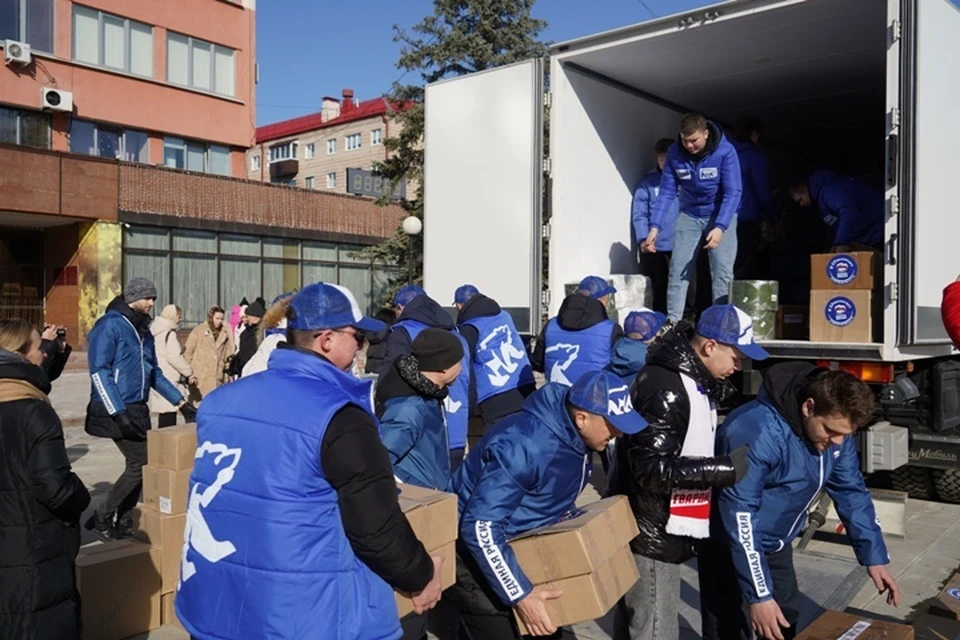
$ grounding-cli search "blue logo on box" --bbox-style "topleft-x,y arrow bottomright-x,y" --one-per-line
826,254 -> 858,285
825,296 -> 857,327
948,587 -> 960,600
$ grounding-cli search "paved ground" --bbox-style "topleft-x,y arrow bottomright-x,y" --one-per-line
58,366 -> 960,639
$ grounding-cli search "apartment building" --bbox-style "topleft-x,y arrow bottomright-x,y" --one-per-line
249,89 -> 408,199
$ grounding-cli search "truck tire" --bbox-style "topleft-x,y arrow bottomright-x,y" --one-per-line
933,470 -> 960,504
890,466 -> 938,500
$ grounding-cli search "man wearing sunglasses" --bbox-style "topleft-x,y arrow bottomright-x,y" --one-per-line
176,283 -> 445,640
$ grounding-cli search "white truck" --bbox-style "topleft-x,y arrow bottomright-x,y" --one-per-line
422,0 -> 960,498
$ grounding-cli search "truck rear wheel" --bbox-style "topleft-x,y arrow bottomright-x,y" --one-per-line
890,466 -> 938,500
933,470 -> 960,504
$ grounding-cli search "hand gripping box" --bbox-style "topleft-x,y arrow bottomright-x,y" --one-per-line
395,483 -> 459,618
508,496 -> 640,634
796,610 -> 913,640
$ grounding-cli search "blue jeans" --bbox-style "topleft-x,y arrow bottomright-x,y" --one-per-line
666,213 -> 738,321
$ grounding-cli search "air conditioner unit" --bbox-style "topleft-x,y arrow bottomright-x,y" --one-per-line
41,88 -> 73,113
4,39 -> 31,66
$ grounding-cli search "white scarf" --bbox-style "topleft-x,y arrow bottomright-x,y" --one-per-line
665,372 -> 718,539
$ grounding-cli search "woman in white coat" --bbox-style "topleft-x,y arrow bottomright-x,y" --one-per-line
149,305 -> 196,427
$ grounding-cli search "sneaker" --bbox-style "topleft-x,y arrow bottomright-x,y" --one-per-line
84,512 -> 125,543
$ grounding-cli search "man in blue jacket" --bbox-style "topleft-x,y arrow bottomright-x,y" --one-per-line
455,284 -> 535,428
635,138 -> 679,313
446,370 -> 649,639
788,170 -> 884,252
732,117 -> 778,280
700,363 -> 900,640
643,113 -> 743,322
177,283 -> 445,640
84,277 -> 195,542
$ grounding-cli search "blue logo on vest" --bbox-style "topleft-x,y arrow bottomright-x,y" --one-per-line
826,254 -> 858,285
479,324 -> 527,388
825,296 -> 857,327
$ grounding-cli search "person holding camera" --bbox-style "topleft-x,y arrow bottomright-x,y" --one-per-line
39,323 -> 71,383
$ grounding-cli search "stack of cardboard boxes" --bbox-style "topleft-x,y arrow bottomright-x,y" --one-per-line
134,424 -> 199,632
809,252 -> 881,343
395,483 -> 459,615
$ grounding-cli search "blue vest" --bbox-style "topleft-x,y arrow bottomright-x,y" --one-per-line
543,318 -> 615,386
176,349 -> 401,640
462,312 -> 535,403
394,320 -> 470,450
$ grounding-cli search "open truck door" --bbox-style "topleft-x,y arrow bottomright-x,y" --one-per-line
422,59 -> 545,334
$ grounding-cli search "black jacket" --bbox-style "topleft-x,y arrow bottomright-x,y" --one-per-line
0,351 -> 90,639
457,294 -> 535,426
229,325 -> 260,377
381,295 -> 454,375
610,324 -> 737,563
529,294 -> 623,372
364,325 -> 391,375
40,339 -> 71,383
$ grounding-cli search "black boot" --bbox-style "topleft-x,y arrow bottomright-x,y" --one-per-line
116,512 -> 136,539
84,511 -> 125,543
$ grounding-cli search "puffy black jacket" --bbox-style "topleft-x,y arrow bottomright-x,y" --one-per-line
0,350 -> 90,639
610,324 -> 737,563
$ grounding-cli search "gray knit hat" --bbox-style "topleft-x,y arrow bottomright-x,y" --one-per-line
124,277 -> 158,303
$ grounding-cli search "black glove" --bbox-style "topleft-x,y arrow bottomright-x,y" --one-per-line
728,445 -> 751,483
113,411 -> 140,440
179,402 -> 198,423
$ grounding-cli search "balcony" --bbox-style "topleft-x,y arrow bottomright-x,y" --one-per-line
269,159 -> 299,179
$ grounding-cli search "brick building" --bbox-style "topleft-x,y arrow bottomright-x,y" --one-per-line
248,89 -> 409,199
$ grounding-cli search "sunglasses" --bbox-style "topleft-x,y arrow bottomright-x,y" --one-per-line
318,329 -> 365,347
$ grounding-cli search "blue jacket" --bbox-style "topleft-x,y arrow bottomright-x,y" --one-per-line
88,297 -> 182,415
713,365 -> 889,605
633,168 -> 677,251
808,170 -> 884,247
732,140 -> 777,224
604,337 -> 648,384
651,122 -> 742,231
176,348 -> 401,640
462,311 -> 535,404
450,383 -> 592,606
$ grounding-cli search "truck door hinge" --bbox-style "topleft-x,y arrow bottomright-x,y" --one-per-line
888,282 -> 899,302
544,91 -> 552,109
890,19 -> 901,43
541,289 -> 551,306
541,221 -> 551,240
889,195 -> 900,215
889,108 -> 901,131
542,157 -> 552,175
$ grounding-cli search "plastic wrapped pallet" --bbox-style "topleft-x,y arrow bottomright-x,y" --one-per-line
563,275 -> 652,325
730,280 -> 779,340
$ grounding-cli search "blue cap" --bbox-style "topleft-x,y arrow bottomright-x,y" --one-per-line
454,284 -> 480,305
624,309 -> 666,341
695,304 -> 770,361
393,284 -> 425,308
579,276 -> 617,300
568,370 -> 648,435
288,283 -> 386,333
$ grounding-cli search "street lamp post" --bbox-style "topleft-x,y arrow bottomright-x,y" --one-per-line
401,216 -> 422,285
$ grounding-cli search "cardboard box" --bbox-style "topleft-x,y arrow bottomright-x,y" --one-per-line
914,613 -> 960,640
930,573 -> 960,620
509,496 -> 639,584
810,290 -> 874,343
161,592 -> 186,631
777,304 -> 810,340
395,540 -> 457,618
143,465 -> 192,515
398,483 -> 458,551
811,252 -> 880,290
147,424 -> 197,471
132,507 -> 186,592
515,544 -> 640,635
76,541 -> 162,640
796,610 -> 913,640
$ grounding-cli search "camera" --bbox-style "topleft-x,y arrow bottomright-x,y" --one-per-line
56,328 -> 66,338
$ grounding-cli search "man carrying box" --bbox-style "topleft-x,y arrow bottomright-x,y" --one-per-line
788,170 -> 884,253
700,363 -> 900,640
447,370 -> 649,638
176,283 -> 445,640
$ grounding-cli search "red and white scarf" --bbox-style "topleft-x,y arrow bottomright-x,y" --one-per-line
665,373 -> 718,539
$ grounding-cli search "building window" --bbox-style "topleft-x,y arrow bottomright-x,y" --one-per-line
0,107 -> 51,149
371,129 -> 382,146
163,137 -> 232,176
72,6 -> 154,78
271,176 -> 295,187
268,141 -> 297,163
327,138 -> 336,155
326,172 -> 337,189
304,176 -> 315,189
304,143 -> 315,159
250,155 -> 261,171
69,119 -> 149,162
345,133 -> 361,151
166,31 -> 235,97
0,0 -> 54,53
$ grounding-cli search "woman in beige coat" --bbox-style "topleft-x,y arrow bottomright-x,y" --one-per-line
184,305 -> 234,404
149,305 -> 195,427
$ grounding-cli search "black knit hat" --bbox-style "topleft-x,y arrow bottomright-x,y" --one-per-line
412,329 -> 464,372
244,300 -> 266,318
